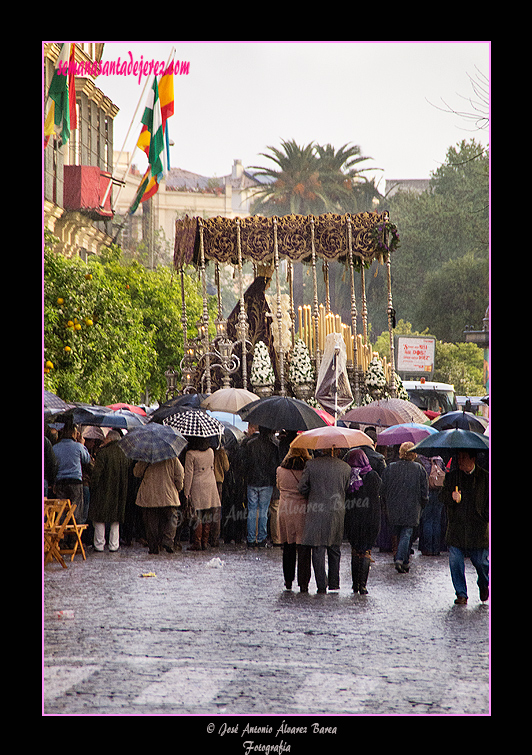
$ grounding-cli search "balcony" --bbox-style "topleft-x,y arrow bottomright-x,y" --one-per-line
63,165 -> 113,220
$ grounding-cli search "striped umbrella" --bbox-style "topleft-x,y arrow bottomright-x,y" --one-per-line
163,409 -> 225,438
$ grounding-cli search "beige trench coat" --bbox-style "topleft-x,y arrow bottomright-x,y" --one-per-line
277,466 -> 307,544
183,448 -> 221,511
134,456 -> 184,508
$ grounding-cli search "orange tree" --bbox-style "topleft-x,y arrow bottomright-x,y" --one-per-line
43,231 -> 210,404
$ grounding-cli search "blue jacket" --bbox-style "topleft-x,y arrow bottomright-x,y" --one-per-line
53,439 -> 91,482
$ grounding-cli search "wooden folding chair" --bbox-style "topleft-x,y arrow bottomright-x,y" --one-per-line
44,499 -> 70,568
58,500 -> 88,562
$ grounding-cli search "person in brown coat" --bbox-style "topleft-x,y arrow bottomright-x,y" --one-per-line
134,456 -> 184,554
183,438 -> 221,550
210,446 -> 230,547
277,447 -> 312,592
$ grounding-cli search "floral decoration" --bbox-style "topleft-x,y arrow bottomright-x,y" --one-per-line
365,356 -> 387,390
288,338 -> 315,385
250,340 -> 275,386
371,219 -> 400,259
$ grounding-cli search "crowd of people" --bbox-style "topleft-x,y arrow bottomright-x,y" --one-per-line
44,418 -> 489,605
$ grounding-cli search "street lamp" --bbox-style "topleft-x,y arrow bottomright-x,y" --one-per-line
164,366 -> 179,400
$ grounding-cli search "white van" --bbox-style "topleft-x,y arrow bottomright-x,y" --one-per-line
402,380 -> 457,415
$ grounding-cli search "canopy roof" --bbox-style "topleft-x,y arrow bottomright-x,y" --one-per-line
174,211 -> 395,268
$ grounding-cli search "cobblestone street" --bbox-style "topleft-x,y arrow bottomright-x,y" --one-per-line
43,541 -> 490,725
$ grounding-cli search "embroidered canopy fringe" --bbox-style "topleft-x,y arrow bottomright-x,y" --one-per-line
174,211 -> 390,269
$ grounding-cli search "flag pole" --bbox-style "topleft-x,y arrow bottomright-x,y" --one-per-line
99,71 -> 152,211
110,45 -> 175,213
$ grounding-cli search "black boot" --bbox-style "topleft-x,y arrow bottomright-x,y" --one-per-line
358,554 -> 371,595
351,550 -> 360,593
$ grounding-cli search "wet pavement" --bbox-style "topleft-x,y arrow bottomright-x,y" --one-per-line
43,541 -> 490,722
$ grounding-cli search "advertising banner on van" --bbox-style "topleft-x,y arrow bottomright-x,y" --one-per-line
396,336 -> 435,376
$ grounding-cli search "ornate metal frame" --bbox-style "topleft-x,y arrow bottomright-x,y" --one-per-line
174,211 -> 398,400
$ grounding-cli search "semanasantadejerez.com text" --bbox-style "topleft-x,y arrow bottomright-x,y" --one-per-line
57,53 -> 190,84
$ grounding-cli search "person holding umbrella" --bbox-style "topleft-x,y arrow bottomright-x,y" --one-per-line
242,426 -> 280,547
277,447 -> 312,592
297,447 -> 351,593
344,448 -> 382,594
120,424 -> 188,555
183,437 -> 221,551
133,455 -> 185,554
381,442 -> 429,573
88,430 -> 130,552
440,450 -> 489,604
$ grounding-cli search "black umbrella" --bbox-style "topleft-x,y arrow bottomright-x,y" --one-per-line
411,428 -> 489,456
220,421 -> 245,448
238,396 -> 327,432
149,393 -> 208,423
49,404 -> 113,425
50,404 -> 146,430
431,410 -> 488,434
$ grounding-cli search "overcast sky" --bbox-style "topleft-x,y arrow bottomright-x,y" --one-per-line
99,41 -> 490,190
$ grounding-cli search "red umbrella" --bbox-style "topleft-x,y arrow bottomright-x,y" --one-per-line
314,408 -> 335,426
106,403 -> 147,416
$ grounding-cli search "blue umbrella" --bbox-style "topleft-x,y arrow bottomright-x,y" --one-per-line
97,409 -> 148,429
377,422 -> 439,446
411,428 -> 489,456
119,423 -> 188,463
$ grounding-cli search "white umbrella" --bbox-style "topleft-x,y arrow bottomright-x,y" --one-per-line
201,388 -> 260,414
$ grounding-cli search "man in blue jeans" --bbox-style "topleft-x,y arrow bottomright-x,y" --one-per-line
242,426 -> 279,547
381,442 -> 428,574
441,450 -> 489,605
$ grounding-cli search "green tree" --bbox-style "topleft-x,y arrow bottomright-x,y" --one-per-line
383,138 -> 489,334
44,238 -> 156,404
44,233 -> 210,404
415,254 -> 488,343
373,319 -> 485,395
433,341 -> 485,395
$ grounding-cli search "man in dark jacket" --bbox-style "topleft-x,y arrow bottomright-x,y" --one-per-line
381,442 -> 429,573
88,431 -> 130,552
242,426 -> 279,547
440,450 -> 489,604
298,449 -> 351,593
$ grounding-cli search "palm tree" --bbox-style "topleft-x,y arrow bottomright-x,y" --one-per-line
315,142 -> 382,213
250,139 -> 382,217
249,140 -> 331,216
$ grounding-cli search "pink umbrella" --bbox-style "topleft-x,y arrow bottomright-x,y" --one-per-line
106,403 -> 147,416
290,425 -> 373,451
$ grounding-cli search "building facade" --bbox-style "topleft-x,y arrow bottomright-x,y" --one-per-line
111,156 -> 263,260
43,43 -> 119,259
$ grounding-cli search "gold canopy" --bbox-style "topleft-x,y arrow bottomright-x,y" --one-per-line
174,211 -> 395,268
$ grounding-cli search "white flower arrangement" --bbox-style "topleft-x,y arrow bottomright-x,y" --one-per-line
365,356 -> 386,389
288,338 -> 315,385
250,340 -> 275,386
392,372 -> 410,401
